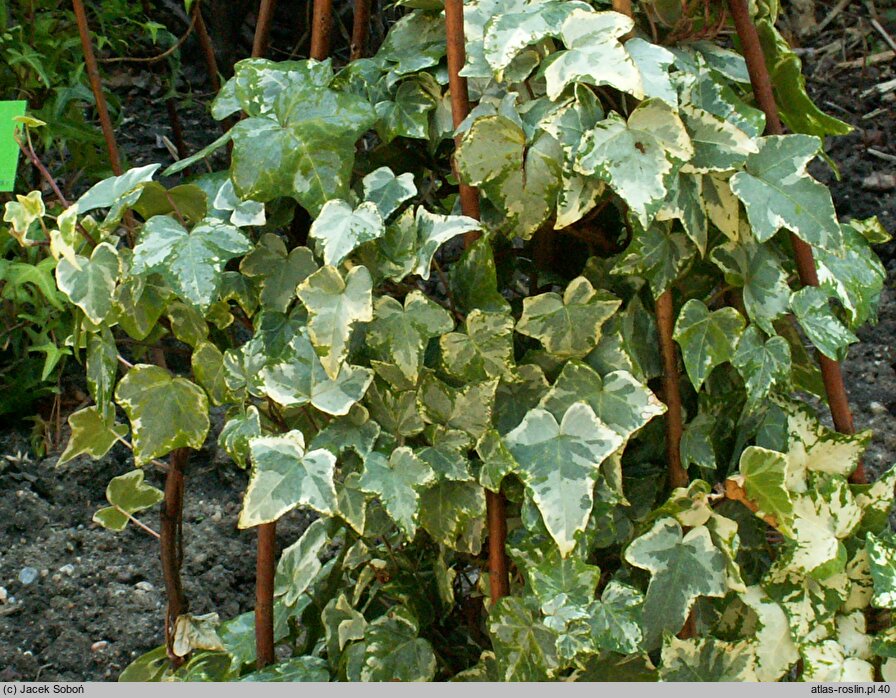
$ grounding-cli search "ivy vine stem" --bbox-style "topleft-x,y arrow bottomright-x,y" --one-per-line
726,0 -> 865,485
255,522 -> 277,668
71,0 -> 122,176
252,0 -> 277,59
656,290 -> 688,490
310,0 -> 334,61
161,447 -> 189,666
445,0 -> 509,602
350,0 -> 371,61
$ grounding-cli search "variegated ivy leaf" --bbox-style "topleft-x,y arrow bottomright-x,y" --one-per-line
55,242 -> 120,324
540,85 -> 605,159
132,215 -> 251,311
322,594 -> 367,659
356,608 -> 437,682
259,332 -> 373,416
358,447 -> 435,536
377,10 -> 445,76
709,234 -> 791,335
815,220 -> 887,329
3,191 -> 45,244
239,656 -> 330,682
679,104 -> 758,173
493,364 -> 551,435
740,586 -> 799,681
417,372 -> 498,439
296,265 -> 373,379
58,406 -> 128,466
172,613 -> 224,658
729,135 -> 843,252
191,341 -> 229,406
455,116 -> 561,239
218,406 -> 262,468
86,327 -> 117,420
672,299 -> 745,391
366,380 -> 424,437
240,430 -> 338,528
778,399 -> 870,492
419,480 -> 485,554
854,463 -> 896,533
544,9 -> 642,100
115,365 -> 210,466
367,292 -> 453,384
93,469 -> 164,532
505,404 -> 623,555
732,326 -> 791,403
440,310 -> 514,381
659,636 -> 757,682
240,233 -> 317,313
736,446 -> 794,532
528,553 -> 601,608
801,641 -> 874,682
790,476 -> 861,578
75,163 -> 161,226
211,178 -> 265,228
656,172 -> 708,254
587,581 -> 645,655
310,405 -> 381,459
576,99 -> 693,228
790,286 -> 858,361
516,276 -> 620,359
480,0 -> 587,77
275,519 -> 328,606
375,73 -> 440,142
309,200 -> 384,267
703,173 -> 742,240
361,167 -> 416,220
612,221 -> 696,298
220,60 -> 375,214
624,518 -> 727,649
625,38 -> 677,106
448,234 -> 510,314
538,361 -> 665,444
489,597 -> 559,681
866,532 -> 896,609
412,208 -> 481,279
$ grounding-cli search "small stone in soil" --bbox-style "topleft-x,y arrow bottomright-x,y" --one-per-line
91,641 -> 109,653
58,564 -> 75,576
18,567 -> 38,585
134,581 -> 154,592
870,401 -> 888,416
0,586 -> 7,603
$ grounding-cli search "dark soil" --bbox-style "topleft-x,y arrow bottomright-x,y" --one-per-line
1,0 -> 895,682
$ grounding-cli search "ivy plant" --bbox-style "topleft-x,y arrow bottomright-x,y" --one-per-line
11,0 -> 896,683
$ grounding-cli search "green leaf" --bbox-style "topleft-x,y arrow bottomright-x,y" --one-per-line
240,234 -> 317,312
55,242 -> 119,324
732,326 -> 791,403
275,519 -> 328,606
612,222 -> 695,298
375,74 -> 439,142
865,532 -> 896,609
447,235 -> 510,314
86,327 -> 117,419
729,135 -> 842,252
358,447 -> 435,536
310,405 -> 381,459
93,470 -> 164,532
218,406 -> 262,468
489,597 -> 559,681
418,479 -> 486,554
577,100 -> 692,228
378,11 -> 446,75
132,216 -> 251,311
673,299 -> 745,391
240,430 -> 337,528
455,116 -> 561,238
309,200 -> 384,267
737,445 -> 793,532
417,373 -> 498,439
358,609 -> 437,682
624,518 -> 727,649
441,310 -> 514,381
240,656 -> 329,682
589,581 -> 645,655
709,235 -> 791,334
362,166 -> 416,220
539,362 -> 666,443
790,286 -> 858,361
115,365 -> 210,466
368,292 -> 453,384
659,636 -> 757,681
505,403 -> 623,555
58,406 -> 128,466
543,9 -> 642,100
297,265 -> 373,379
516,276 -> 620,359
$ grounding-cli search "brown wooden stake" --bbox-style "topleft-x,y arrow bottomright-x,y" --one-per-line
656,290 -> 689,490
310,0 -> 334,61
350,0 -> 371,61
253,0 -> 278,59
193,5 -> 221,94
71,0 -> 122,175
445,0 -> 509,603
161,447 -> 189,666
726,0 -> 864,484
255,521 -> 277,668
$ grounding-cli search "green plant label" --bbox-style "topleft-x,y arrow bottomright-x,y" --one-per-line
0,101 -> 26,191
